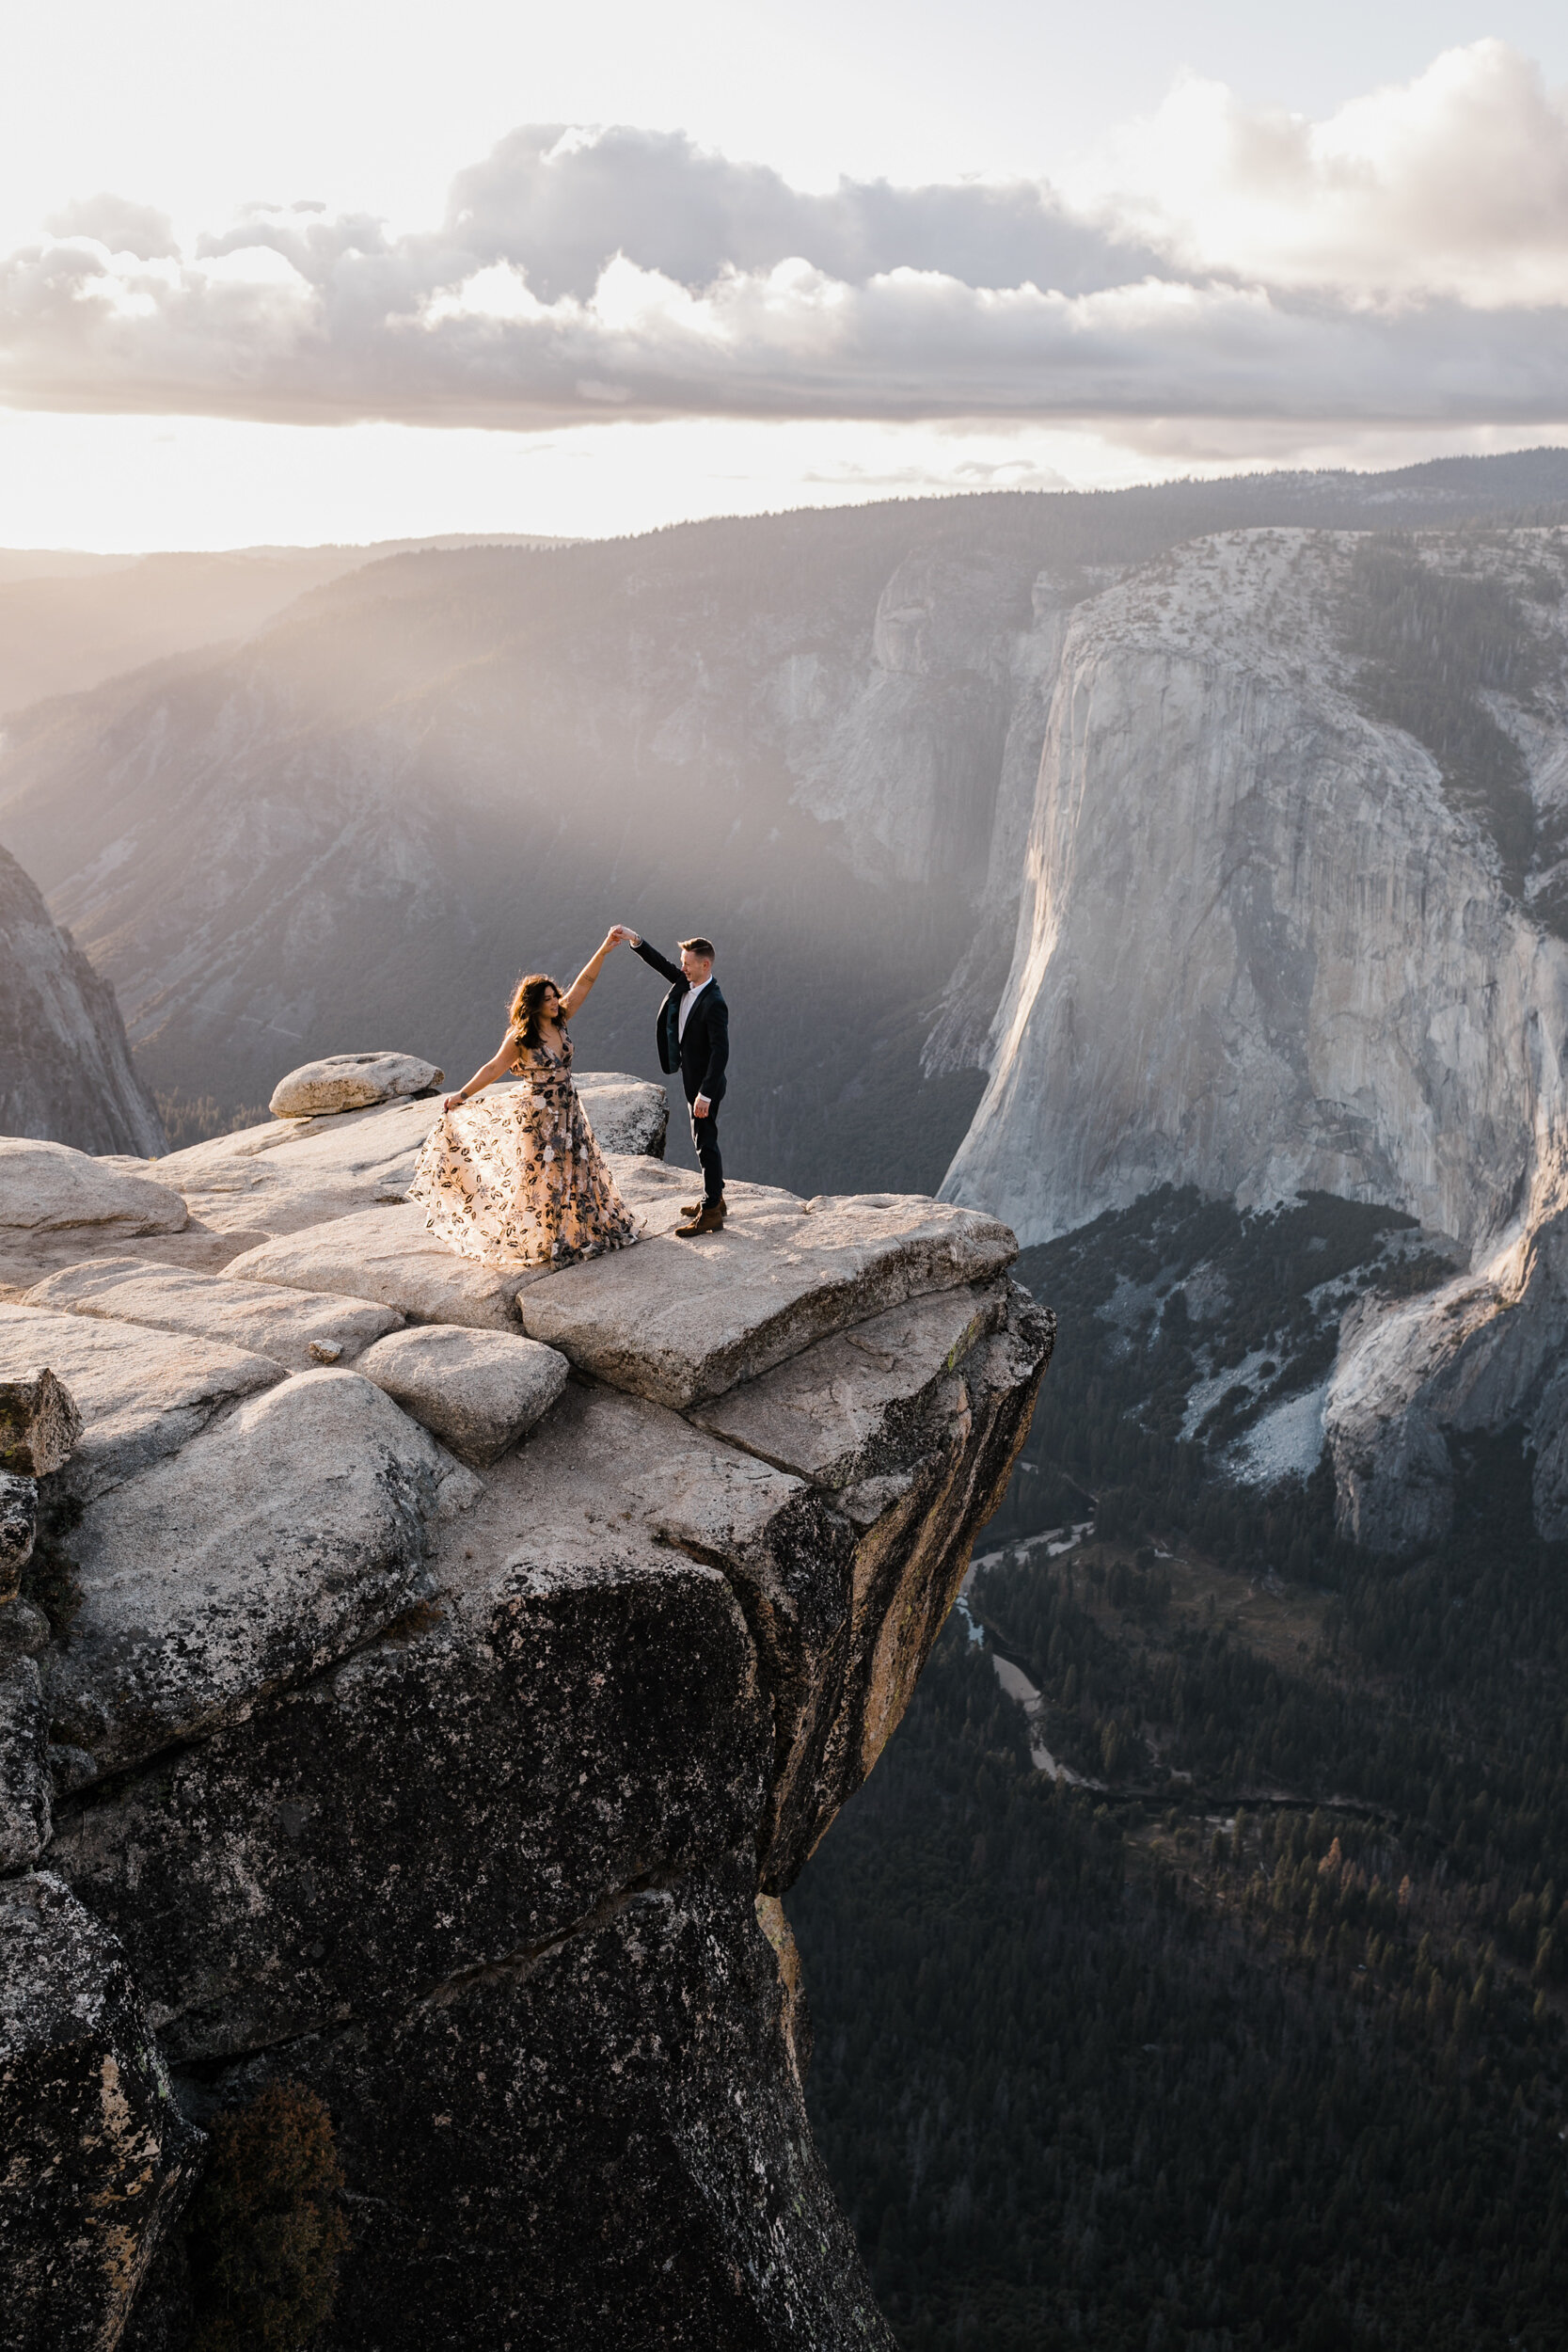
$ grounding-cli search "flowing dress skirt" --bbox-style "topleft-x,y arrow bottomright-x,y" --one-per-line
408,1064 -> 639,1270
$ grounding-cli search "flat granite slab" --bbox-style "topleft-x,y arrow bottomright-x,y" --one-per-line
223,1205 -> 537,1330
690,1280 -> 1008,1485
0,1302 -> 284,1502
216,1156 -> 725,1332
23,1259 -> 404,1370
151,1096 -> 444,1237
517,1169 -> 1018,1408
147,1073 -> 669,1237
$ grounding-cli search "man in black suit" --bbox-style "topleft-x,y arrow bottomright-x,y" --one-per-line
613,928 -> 729,1235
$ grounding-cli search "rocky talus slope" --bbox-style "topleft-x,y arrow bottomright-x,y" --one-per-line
943,525 -> 1568,1550
0,1068 -> 1052,2349
0,842 -> 166,1156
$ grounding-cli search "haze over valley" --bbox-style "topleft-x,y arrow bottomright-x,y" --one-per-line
11,452 -> 1568,1214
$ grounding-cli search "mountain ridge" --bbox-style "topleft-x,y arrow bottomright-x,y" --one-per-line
10,454 -> 1568,1206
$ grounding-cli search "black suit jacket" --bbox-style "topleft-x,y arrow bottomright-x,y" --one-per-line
632,941 -> 729,1106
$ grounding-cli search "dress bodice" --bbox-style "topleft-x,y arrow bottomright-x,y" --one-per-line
510,1032 -> 574,1086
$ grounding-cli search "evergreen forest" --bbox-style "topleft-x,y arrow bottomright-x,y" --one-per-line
788,1191 -> 1568,2349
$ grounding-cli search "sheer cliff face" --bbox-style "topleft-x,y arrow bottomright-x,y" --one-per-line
0,1089 -> 1052,2350
943,525 -> 1568,1550
944,528 -> 1568,1253
0,845 -> 166,1156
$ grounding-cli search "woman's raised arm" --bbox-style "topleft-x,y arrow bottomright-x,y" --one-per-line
559,930 -> 622,1019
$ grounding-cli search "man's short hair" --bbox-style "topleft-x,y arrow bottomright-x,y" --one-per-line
679,936 -> 716,961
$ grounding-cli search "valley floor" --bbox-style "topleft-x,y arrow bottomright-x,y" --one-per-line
789,1196 -> 1568,2351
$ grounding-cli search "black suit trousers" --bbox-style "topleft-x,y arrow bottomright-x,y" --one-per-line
689,1085 -> 723,1202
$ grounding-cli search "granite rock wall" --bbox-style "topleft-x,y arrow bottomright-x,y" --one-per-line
0,1075 -> 1052,2349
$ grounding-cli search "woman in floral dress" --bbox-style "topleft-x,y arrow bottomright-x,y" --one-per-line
409,931 -> 641,1269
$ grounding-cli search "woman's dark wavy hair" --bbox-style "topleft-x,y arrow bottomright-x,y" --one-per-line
509,972 -> 562,1050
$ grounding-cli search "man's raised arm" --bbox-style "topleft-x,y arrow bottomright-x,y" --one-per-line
624,932 -> 684,986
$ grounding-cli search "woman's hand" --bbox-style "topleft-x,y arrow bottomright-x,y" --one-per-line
443,1091 -> 466,1112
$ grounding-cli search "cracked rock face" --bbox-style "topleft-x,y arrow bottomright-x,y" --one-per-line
0,842 -> 168,1161
0,1872 -> 199,2352
49,1370 -> 441,1778
0,1471 -> 37,1599
0,1658 -> 50,1869
0,1369 -> 83,1479
277,1854 -> 890,2352
1,1077 -> 1052,2348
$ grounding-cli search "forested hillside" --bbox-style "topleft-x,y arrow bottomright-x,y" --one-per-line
789,1199 -> 1568,2348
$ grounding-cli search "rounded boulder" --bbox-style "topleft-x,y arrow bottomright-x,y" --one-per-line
354,1326 -> 570,1467
0,1137 -> 187,1240
270,1053 -> 444,1120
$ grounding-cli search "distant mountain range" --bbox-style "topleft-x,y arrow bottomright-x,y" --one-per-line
0,533 -> 574,714
7,449 -> 1568,1211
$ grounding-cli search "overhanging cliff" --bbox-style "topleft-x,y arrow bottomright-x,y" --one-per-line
0,1074 -> 1052,2350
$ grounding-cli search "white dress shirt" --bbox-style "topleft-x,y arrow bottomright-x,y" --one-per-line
677,974 -> 712,1044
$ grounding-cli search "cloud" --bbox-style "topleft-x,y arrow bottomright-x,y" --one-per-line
40,193 -> 180,262
6,47 -> 1568,432
1079,40 -> 1568,305
446,124 -> 1167,301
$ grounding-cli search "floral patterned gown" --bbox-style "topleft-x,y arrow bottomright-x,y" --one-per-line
408,1030 -> 640,1269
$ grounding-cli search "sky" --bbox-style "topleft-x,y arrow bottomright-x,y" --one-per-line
5,1 -> 1568,548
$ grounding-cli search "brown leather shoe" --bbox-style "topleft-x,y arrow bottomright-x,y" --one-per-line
679,1197 -> 724,1219
675,1199 -> 726,1236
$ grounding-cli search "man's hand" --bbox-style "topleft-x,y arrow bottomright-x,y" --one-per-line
693,1094 -> 711,1120
608,924 -> 637,946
